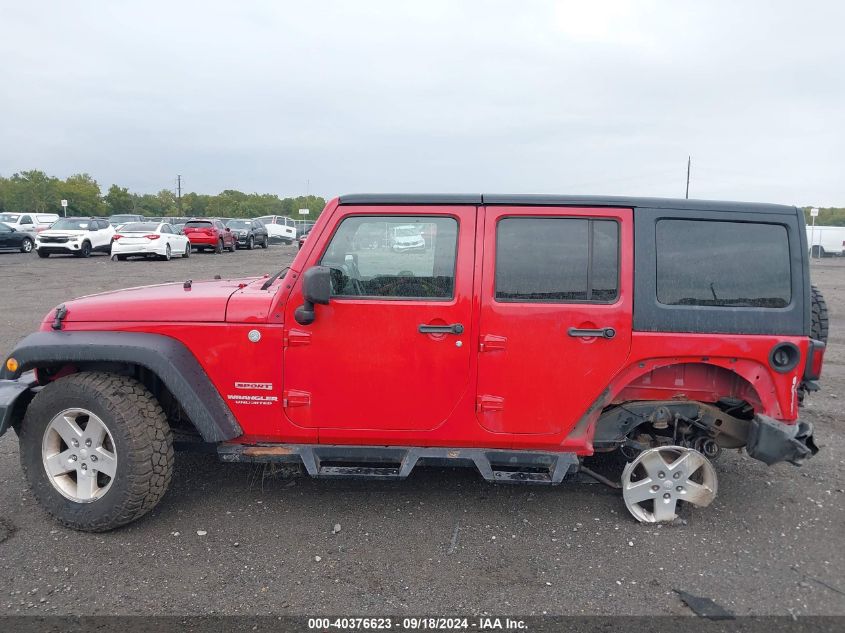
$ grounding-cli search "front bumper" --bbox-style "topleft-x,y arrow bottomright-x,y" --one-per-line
0,371 -> 37,437
36,242 -> 82,254
746,415 -> 819,466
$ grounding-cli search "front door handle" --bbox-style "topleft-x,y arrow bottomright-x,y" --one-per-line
419,323 -> 465,335
568,327 -> 616,339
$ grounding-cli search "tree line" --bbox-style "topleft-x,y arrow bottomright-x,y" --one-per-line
802,207 -> 845,227
4,169 -> 844,225
0,170 -> 326,219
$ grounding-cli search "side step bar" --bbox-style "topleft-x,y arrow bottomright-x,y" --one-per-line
218,444 -> 579,485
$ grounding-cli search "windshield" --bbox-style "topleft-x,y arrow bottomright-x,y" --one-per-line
50,218 -> 92,230
226,220 -> 250,228
0,213 -> 20,222
121,222 -> 159,233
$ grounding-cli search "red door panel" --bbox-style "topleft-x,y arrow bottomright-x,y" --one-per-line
476,206 -> 633,438
283,205 -> 477,432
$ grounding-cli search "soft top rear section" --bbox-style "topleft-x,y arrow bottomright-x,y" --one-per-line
632,205 -> 809,336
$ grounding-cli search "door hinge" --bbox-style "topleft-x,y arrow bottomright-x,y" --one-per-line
283,389 -> 311,408
479,334 -> 507,352
476,395 -> 505,413
283,329 -> 312,348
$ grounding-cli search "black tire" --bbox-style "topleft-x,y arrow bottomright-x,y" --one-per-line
811,284 -> 829,344
75,241 -> 92,258
18,373 -> 173,532
182,244 -> 191,258
227,239 -> 236,253
247,235 -> 254,250
116,255 -> 128,261
37,250 -> 50,258
160,244 -> 171,261
21,238 -> 34,253
811,245 -> 826,258
261,237 -> 268,249
215,239 -> 223,254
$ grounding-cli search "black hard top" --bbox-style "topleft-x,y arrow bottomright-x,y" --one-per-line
338,194 -> 797,215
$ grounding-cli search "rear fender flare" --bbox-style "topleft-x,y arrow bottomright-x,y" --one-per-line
569,359 -> 772,450
1,331 -> 242,442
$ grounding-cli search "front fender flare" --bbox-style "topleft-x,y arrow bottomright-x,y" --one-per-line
1,331 -> 242,442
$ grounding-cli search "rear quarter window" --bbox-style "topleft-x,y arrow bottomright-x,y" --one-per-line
656,219 -> 791,308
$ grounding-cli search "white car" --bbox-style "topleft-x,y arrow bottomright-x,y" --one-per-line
0,212 -> 59,233
390,225 -> 426,252
35,217 -> 115,258
807,225 -> 845,257
111,222 -> 191,261
255,215 -> 297,244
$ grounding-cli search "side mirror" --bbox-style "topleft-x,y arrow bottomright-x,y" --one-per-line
294,266 -> 332,325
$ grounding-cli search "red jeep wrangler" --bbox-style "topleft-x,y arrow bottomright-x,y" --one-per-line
0,195 -> 826,531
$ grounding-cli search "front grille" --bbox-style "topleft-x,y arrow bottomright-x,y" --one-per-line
40,236 -> 69,243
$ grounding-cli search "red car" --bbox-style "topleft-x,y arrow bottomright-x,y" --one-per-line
0,194 -> 825,531
182,218 -> 236,253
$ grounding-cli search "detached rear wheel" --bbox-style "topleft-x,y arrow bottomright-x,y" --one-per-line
18,373 -> 173,532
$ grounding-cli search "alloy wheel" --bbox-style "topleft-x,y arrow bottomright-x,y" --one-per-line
41,408 -> 117,503
621,446 -> 717,523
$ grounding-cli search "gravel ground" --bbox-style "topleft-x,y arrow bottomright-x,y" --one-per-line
0,247 -> 843,616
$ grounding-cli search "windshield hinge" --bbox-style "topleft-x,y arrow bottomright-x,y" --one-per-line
51,304 -> 68,330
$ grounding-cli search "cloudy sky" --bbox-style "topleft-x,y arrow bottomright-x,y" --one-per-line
1,1 -> 843,205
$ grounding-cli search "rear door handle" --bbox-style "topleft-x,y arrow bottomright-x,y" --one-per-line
419,323 -> 465,335
568,327 -> 616,339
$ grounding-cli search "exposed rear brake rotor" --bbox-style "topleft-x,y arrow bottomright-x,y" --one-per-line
621,446 -> 717,523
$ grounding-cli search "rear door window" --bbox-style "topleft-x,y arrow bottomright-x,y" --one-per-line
656,219 -> 791,308
495,217 -> 619,302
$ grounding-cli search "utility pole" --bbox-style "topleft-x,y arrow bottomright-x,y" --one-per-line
177,175 -> 182,214
685,156 -> 691,199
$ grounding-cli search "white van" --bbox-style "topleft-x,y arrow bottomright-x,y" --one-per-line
255,215 -> 297,244
0,212 -> 59,233
806,225 -> 845,257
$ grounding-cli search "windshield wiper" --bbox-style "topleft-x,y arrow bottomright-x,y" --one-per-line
261,267 -> 290,291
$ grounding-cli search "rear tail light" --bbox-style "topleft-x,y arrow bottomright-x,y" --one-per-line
113,234 -> 123,240
804,339 -> 826,381
146,234 -> 160,240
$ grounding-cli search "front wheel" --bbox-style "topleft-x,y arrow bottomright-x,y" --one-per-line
182,243 -> 191,258
160,244 -> 171,261
76,241 -> 92,258
215,239 -> 223,254
18,373 -> 174,532
37,250 -> 50,258
21,238 -> 34,253
261,237 -> 268,249
247,235 -> 254,250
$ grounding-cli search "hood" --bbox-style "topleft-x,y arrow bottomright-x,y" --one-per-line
54,278 -> 258,323
38,229 -> 87,237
